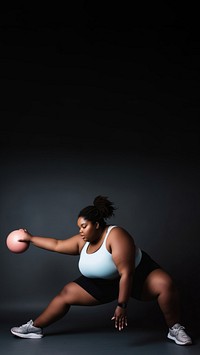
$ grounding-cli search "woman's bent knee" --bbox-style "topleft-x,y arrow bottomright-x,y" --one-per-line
142,269 -> 178,299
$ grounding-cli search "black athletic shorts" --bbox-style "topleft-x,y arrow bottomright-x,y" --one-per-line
73,250 -> 161,303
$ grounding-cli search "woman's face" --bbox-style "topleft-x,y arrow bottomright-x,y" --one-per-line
77,217 -> 99,243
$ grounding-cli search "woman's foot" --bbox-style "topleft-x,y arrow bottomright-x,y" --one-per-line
11,319 -> 43,339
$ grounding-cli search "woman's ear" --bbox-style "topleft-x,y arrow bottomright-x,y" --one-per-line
96,222 -> 99,229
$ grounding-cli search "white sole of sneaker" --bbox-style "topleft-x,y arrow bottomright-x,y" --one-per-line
11,330 -> 43,339
167,333 -> 192,345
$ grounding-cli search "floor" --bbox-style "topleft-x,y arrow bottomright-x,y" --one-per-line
0,307 -> 199,355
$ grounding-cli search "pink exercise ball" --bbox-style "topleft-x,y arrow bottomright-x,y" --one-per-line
6,229 -> 30,254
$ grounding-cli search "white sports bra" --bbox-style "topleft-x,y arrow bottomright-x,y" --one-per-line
78,225 -> 142,279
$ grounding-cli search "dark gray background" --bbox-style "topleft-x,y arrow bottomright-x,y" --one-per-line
1,2 -> 200,330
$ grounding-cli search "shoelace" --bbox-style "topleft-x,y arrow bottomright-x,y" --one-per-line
174,326 -> 188,337
19,321 -> 32,329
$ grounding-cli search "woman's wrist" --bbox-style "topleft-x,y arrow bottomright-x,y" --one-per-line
117,302 -> 127,309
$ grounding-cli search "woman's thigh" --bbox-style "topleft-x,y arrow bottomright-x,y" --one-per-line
140,269 -> 174,301
59,282 -> 101,306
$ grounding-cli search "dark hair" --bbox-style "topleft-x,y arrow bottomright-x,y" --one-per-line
78,195 -> 116,227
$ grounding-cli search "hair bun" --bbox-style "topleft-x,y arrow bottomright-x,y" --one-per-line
93,195 -> 116,219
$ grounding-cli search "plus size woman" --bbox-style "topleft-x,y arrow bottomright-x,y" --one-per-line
10,195 -> 192,346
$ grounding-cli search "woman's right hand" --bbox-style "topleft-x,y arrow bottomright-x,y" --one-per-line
18,228 -> 32,242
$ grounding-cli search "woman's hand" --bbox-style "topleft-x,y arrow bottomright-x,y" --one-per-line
111,306 -> 128,331
18,228 -> 32,242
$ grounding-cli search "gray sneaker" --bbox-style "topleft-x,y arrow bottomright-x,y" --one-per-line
167,323 -> 192,345
11,319 -> 43,339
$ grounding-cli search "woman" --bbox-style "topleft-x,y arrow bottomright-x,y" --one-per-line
10,195 -> 192,345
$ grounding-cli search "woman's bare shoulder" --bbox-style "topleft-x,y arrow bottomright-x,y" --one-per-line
109,226 -> 135,243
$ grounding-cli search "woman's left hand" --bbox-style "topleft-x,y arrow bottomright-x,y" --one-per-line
111,306 -> 128,331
